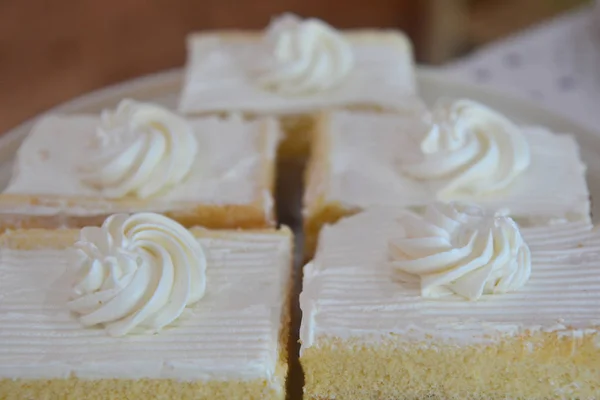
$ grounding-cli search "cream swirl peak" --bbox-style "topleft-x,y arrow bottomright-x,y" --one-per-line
80,99 -> 198,198
390,202 -> 531,300
403,99 -> 531,199
67,213 -> 207,336
257,13 -> 354,95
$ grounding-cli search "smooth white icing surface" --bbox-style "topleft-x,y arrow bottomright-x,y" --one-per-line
81,100 -> 199,199
4,114 -> 279,215
390,203 -> 531,300
178,27 -> 421,115
300,208 -> 600,350
68,213 -> 207,337
256,14 -> 355,95
309,111 -> 590,224
0,230 -> 290,383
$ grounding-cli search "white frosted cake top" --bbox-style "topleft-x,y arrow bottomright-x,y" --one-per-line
179,15 -> 420,115
4,112 -> 278,215
300,208 -> 600,350
306,110 -> 590,224
0,230 -> 291,384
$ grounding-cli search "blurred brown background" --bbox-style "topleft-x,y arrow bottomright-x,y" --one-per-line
0,0 -> 587,134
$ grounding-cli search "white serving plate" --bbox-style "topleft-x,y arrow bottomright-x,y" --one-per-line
1,68 -> 598,399
1,67 -> 599,224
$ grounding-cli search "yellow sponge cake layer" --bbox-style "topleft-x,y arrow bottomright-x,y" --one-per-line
302,333 -> 599,399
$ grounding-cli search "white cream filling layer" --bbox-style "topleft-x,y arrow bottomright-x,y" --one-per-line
179,33 -> 421,115
3,114 -> 279,215
300,208 -> 600,351
308,111 -> 590,224
0,231 -> 290,383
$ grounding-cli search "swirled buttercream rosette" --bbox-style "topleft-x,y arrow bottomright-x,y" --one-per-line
390,202 -> 531,300
80,100 -> 198,198
67,213 -> 207,336
257,14 -> 354,95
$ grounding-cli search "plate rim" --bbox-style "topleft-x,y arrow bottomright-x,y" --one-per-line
3,67 -> 598,138
2,66 -> 599,173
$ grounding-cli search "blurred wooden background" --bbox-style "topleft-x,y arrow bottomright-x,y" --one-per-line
0,0 -> 587,134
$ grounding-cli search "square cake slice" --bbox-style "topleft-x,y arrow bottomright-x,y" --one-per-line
304,102 -> 590,258
300,205 -> 600,399
0,214 -> 293,399
0,100 -> 279,230
178,13 -> 422,159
